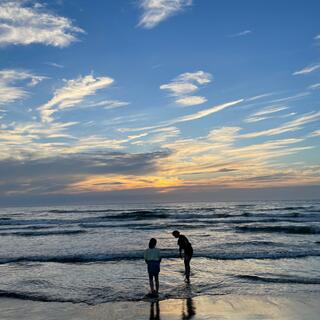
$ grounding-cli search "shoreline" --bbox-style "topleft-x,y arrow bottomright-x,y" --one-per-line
1,293 -> 320,320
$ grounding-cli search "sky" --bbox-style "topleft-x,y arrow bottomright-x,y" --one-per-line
0,0 -> 320,206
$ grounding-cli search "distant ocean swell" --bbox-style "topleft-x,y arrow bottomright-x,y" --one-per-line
0,221 -> 319,234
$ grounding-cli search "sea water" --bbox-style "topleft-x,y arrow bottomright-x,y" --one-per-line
0,201 -> 319,304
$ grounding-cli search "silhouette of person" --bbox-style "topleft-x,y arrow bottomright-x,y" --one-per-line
149,301 -> 161,320
172,230 -> 193,282
144,238 -> 161,294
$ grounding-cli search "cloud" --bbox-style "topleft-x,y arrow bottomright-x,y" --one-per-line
245,105 -> 288,123
0,69 -> 47,105
269,92 -> 310,103
246,92 -> 275,102
160,70 -> 212,106
120,99 -> 243,132
138,0 -> 192,29
175,96 -> 207,106
88,100 -> 130,110
160,82 -> 198,96
38,74 -> 114,122
309,83 -> 320,90
253,105 -> 288,116
0,1 -> 84,47
46,62 -> 64,69
315,34 -> 320,40
293,63 -> 320,75
176,71 -> 212,84
0,151 -> 170,195
308,129 -> 320,138
242,111 -> 320,138
132,126 -> 180,145
157,123 -> 318,190
0,121 -> 79,160
229,30 -> 252,37
175,99 -> 243,123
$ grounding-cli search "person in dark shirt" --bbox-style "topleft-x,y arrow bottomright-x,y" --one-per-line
172,230 -> 193,282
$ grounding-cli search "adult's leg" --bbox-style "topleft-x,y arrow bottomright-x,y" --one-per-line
155,274 -> 159,293
149,273 -> 155,293
184,255 -> 191,281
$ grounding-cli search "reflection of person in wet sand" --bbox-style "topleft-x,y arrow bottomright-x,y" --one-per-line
149,301 -> 160,320
182,297 -> 196,320
172,230 -> 193,282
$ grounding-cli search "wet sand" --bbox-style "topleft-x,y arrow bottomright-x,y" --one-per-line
1,294 -> 320,320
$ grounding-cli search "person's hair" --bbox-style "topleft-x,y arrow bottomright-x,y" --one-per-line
149,238 -> 157,248
172,230 -> 180,237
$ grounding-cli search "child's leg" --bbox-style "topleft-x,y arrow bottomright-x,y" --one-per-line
155,274 -> 159,293
149,273 -> 155,292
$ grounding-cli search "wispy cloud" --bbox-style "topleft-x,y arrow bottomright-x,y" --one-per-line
46,62 -> 64,69
253,105 -> 288,117
138,0 -> 192,29
0,121 -> 78,160
160,70 -> 212,106
245,105 -> 288,123
229,30 -> 252,37
174,99 -> 243,123
246,92 -> 275,102
0,1 -> 84,47
0,69 -> 47,105
242,111 -> 320,138
157,125 -> 317,189
87,100 -> 130,110
308,129 -> 320,138
38,74 -> 114,122
309,83 -> 320,90
269,92 -> 310,103
293,63 -> 320,75
120,99 -> 243,132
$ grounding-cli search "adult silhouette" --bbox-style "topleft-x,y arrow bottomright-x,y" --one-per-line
172,230 -> 193,282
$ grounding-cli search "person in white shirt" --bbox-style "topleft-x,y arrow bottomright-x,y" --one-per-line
144,238 -> 161,294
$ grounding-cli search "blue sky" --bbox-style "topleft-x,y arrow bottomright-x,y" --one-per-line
0,0 -> 320,205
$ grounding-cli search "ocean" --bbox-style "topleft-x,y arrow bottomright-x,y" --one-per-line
0,201 -> 319,305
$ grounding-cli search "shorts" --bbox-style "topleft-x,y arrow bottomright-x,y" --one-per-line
147,260 -> 160,276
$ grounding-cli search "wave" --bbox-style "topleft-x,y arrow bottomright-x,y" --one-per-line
257,206 -> 315,211
1,250 -> 319,265
0,225 -> 55,232
236,225 -> 320,234
236,274 -> 320,285
48,209 -> 122,214
104,210 -> 171,220
0,290 -> 84,304
0,230 -> 86,237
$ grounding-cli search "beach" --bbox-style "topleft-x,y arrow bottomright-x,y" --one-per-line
1,294 -> 320,320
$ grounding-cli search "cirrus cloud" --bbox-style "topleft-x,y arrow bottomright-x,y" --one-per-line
0,1 -> 84,47
0,69 -> 47,105
38,74 -> 114,123
138,0 -> 192,29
